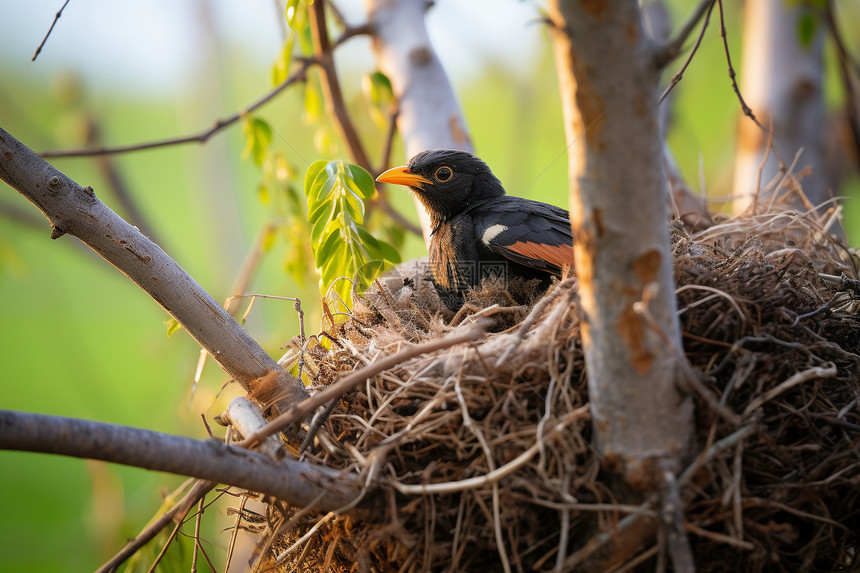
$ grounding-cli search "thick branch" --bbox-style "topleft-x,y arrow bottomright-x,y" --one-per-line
366,0 -> 473,244
0,126 -> 307,402
0,410 -> 373,517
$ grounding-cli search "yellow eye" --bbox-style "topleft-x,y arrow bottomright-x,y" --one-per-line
434,166 -> 453,182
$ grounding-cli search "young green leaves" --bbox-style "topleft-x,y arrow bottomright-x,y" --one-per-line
304,160 -> 400,309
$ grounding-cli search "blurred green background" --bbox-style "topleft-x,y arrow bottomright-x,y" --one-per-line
1,1 -> 859,571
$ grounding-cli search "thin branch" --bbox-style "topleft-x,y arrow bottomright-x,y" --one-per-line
716,0 -> 767,134
147,504 -> 188,573
40,60 -> 312,158
654,0 -> 716,68
31,0 -> 71,62
308,0 -> 373,169
365,107 -> 423,236
824,0 -> 860,166
0,409 -> 371,517
376,106 -> 400,176
742,363 -> 838,417
333,23 -> 374,48
239,318 -> 493,448
1,125 -> 308,403
97,479 -> 215,573
658,0 -> 716,104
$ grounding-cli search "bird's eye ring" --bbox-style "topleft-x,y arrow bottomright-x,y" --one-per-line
434,166 -> 453,182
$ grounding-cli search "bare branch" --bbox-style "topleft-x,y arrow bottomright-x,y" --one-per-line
333,23 -> 373,48
716,0 -> 766,134
653,0 -> 717,68
309,0 -> 373,170
824,1 -> 860,167
97,480 -> 215,573
658,0 -> 716,104
31,0 -> 71,62
0,125 -> 308,403
40,61 -> 311,158
0,410 -> 371,517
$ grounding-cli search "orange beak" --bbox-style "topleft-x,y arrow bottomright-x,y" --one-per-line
376,165 -> 431,187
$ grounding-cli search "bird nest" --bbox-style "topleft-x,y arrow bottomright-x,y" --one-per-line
247,205 -> 860,572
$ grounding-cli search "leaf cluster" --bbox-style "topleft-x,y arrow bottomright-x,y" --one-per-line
304,160 -> 400,311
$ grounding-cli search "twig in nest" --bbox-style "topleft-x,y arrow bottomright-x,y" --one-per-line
675,284 -> 747,325
793,292 -> 842,326
392,405 -> 589,495
742,362 -> 838,417
273,511 -> 336,563
678,424 -> 757,486
561,499 -> 657,571
494,277 -> 575,368
240,319 -> 494,448
683,521 -> 754,550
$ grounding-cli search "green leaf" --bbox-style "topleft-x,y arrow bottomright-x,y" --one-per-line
285,0 -> 301,29
304,159 -> 403,309
165,318 -> 182,337
310,207 -> 332,243
316,226 -> 342,260
377,236 -> 401,264
303,82 -> 323,123
256,182 -> 270,205
271,34 -> 295,86
363,71 -> 393,106
796,11 -> 819,49
345,163 -> 375,199
241,117 -> 273,167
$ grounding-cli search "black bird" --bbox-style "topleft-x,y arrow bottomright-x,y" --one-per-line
376,149 -> 574,310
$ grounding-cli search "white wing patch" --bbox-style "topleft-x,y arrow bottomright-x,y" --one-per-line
481,224 -> 508,246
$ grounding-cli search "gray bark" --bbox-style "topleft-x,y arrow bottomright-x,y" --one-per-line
0,410 -> 371,517
0,126 -> 307,403
548,0 -> 693,483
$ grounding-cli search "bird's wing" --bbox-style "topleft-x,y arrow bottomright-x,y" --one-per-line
471,198 -> 575,273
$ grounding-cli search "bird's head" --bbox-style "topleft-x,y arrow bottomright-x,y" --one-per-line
376,150 -> 506,226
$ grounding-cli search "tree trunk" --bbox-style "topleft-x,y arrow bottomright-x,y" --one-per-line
548,0 -> 693,485
366,0 -> 473,245
732,0 -> 826,213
